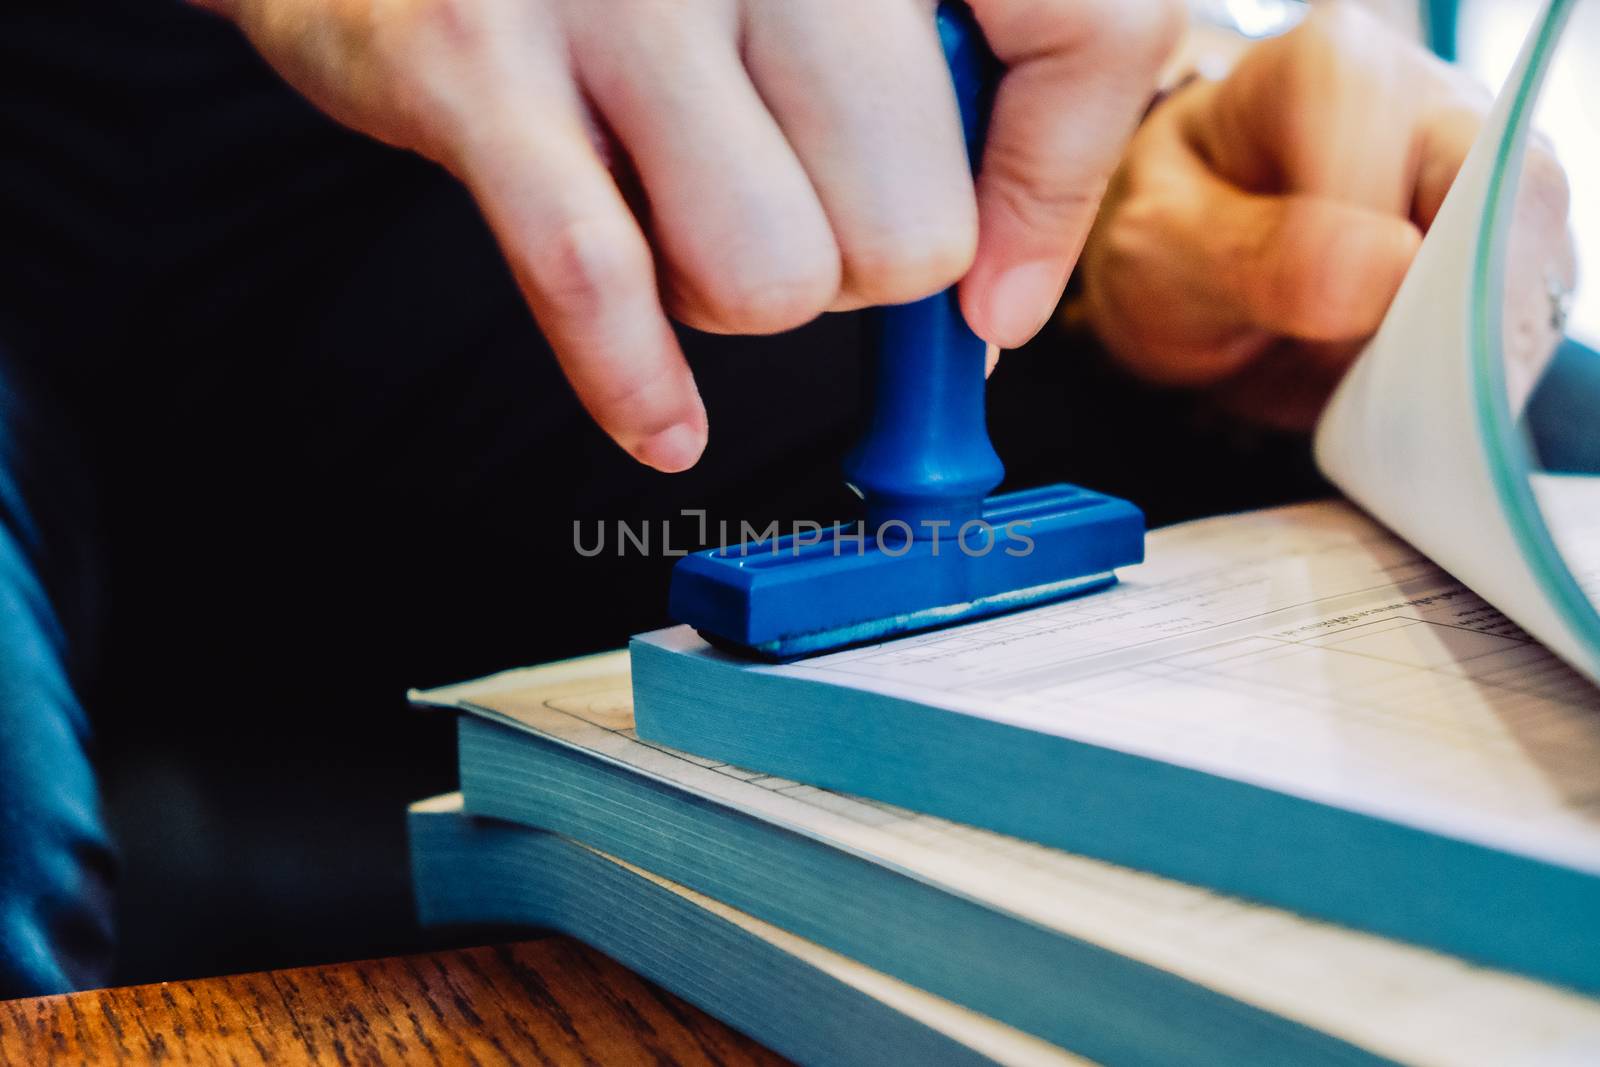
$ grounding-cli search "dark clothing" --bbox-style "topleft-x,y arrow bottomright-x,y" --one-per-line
0,0 -> 1323,993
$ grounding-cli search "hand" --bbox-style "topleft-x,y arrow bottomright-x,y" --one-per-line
193,0 -> 1182,470
1077,3 -> 1562,431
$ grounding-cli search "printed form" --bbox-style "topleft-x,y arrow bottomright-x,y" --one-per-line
766,501 -> 1600,875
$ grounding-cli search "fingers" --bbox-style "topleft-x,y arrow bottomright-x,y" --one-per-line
1215,192 -> 1422,347
218,0 -> 1191,470
567,1 -> 842,335
448,46 -> 708,472
744,0 -> 978,310
961,0 -> 1185,349
1084,88 -> 1420,389
1203,2 -> 1493,232
1085,3 -> 1501,422
1168,126 -> 1422,359
215,0 -> 708,470
1203,3 -> 1417,215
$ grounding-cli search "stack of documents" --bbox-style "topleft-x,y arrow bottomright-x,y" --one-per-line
632,501 -> 1600,992
410,501 -> 1600,1066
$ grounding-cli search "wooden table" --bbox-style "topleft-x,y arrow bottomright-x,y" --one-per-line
0,937 -> 790,1066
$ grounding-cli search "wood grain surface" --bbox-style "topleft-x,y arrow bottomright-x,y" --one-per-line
0,937 -> 791,1066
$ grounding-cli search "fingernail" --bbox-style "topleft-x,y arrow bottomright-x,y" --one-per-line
983,261 -> 1065,348
637,422 -> 706,473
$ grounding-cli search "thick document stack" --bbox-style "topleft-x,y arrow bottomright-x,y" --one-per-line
410,502 -> 1600,1066
632,501 -> 1600,992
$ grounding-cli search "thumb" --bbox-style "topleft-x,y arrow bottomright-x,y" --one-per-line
1217,192 -> 1422,345
959,0 -> 1184,350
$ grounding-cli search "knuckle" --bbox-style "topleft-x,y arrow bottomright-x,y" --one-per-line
1073,0 -> 1185,74
844,222 -> 976,304
369,0 -> 467,70
1259,202 -> 1343,336
990,0 -> 1178,77
528,218 -> 654,320
1097,191 -> 1166,272
986,144 -> 1106,233
364,0 -> 507,135
1290,4 -> 1403,91
590,363 -> 679,429
1140,0 -> 1190,69
1304,1 -> 1382,49
374,0 -> 489,55
1262,239 -> 1317,318
688,255 -> 839,334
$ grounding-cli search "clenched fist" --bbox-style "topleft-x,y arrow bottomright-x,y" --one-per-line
1078,3 -> 1553,431
193,0 -> 1183,469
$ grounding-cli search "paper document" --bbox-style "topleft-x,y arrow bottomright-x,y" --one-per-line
730,501 -> 1600,876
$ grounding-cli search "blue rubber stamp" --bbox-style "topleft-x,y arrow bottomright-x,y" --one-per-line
670,0 -> 1145,659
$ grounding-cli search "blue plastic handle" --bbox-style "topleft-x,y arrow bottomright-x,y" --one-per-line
842,1 -> 1004,535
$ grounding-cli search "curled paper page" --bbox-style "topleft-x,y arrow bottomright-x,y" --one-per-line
1314,0 -> 1600,683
